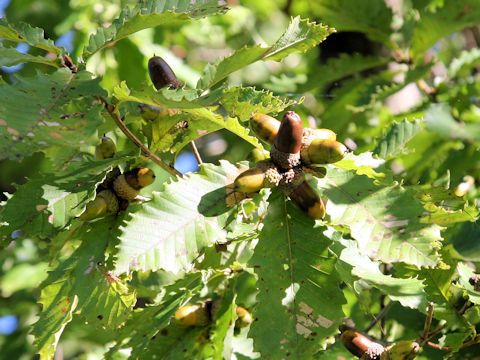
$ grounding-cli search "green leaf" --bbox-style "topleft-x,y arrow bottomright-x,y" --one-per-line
0,18 -> 63,54
0,46 -> 60,68
337,240 -> 426,309
457,262 -> 480,306
410,1 -> 480,58
311,0 -> 394,47
448,48 -> 480,78
82,0 -> 229,59
32,221 -> 136,359
220,86 -> 298,122
319,164 -> 443,268
197,16 -> 333,89
297,53 -> 389,93
249,190 -> 345,359
373,119 -> 424,159
0,69 -> 106,161
115,83 -> 263,150
0,157 -> 129,245
425,103 -> 480,141
115,161 -> 240,275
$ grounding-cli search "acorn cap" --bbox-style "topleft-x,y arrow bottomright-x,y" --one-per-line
288,181 -> 325,219
273,111 -> 303,154
113,174 -> 140,201
249,113 -> 280,145
148,56 -> 182,90
270,143 -> 301,169
278,168 -> 305,194
233,160 -> 281,193
95,136 -> 117,160
301,138 -> 348,165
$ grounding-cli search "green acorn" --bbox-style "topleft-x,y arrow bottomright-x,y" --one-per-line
78,190 -> 119,221
382,340 -> 420,360
249,113 -> 280,145
173,304 -> 210,327
288,181 -> 326,219
95,136 -> 116,160
235,306 -> 253,328
300,138 -> 348,165
246,148 -> 269,162
233,160 -> 281,193
148,56 -> 182,90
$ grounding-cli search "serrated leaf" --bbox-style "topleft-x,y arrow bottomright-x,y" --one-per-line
220,86 -> 298,122
297,53 -> 389,93
373,119 -> 423,159
0,46 -> 60,68
0,18 -> 63,54
197,16 -> 333,89
318,165 -> 443,268
115,161 -> 241,275
83,0 -> 229,59
263,16 -> 333,61
311,0 -> 394,47
410,1 -> 480,57
457,263 -> 480,306
115,83 -> 263,150
425,103 -> 480,141
0,157 -> 129,245
32,221 -> 136,359
0,69 -> 106,161
337,240 -> 426,309
249,190 -> 345,359
449,48 -> 480,78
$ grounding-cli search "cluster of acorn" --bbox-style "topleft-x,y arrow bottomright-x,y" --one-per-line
233,111 -> 348,219
78,136 -> 156,221
173,299 -> 252,329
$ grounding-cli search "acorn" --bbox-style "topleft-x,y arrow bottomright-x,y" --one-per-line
341,330 -> 385,359
246,148 -> 269,163
78,190 -> 119,221
300,138 -> 348,165
288,181 -> 326,219
148,56 -> 182,90
382,340 -> 420,360
113,168 -> 156,201
302,127 -> 336,146
95,136 -> 116,160
138,103 -> 165,121
233,160 -> 281,193
270,111 -> 303,169
173,304 -> 210,327
249,113 -> 280,145
235,306 -> 253,328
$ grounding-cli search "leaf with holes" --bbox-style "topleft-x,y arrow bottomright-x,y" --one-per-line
248,190 -> 345,359
0,69 -> 106,161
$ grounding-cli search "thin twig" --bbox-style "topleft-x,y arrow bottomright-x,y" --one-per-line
363,300 -> 394,333
95,96 -> 182,177
420,302 -> 435,344
190,140 -> 203,165
424,324 -> 448,344
427,334 -> 480,351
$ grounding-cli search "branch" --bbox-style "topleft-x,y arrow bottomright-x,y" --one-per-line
363,300 -> 393,333
95,96 -> 182,177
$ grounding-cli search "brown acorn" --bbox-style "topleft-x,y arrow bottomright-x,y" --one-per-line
288,181 -> 325,219
235,306 -> 253,328
249,113 -> 280,145
301,138 -> 348,165
341,330 -> 385,359
113,168 -> 156,201
148,56 -> 182,90
233,160 -> 281,193
274,111 -> 303,153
